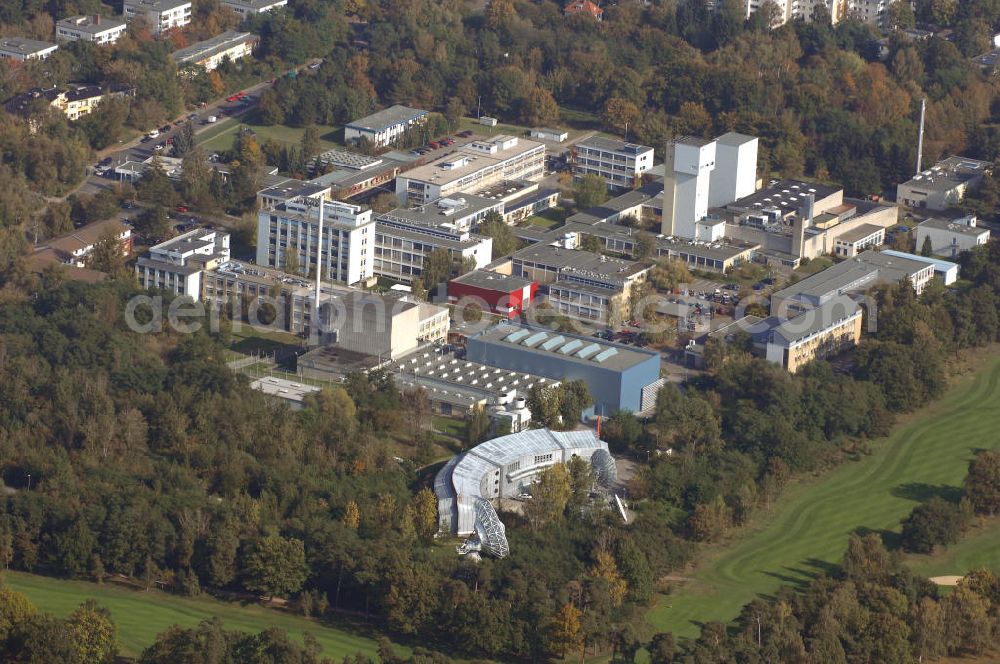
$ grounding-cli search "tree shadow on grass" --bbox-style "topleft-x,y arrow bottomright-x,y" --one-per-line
891,482 -> 963,503
853,526 -> 902,551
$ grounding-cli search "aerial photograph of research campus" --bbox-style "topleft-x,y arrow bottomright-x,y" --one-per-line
3,0 -> 1000,662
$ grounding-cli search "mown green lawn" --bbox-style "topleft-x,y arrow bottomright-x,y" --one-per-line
198,118 -> 342,154
647,354 -> 1000,639
4,571 -> 393,660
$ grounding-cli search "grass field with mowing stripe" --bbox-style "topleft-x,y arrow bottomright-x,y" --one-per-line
647,354 -> 1000,639
4,571 -> 390,660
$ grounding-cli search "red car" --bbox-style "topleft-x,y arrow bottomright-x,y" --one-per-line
429,141 -> 440,149
176,206 -> 188,213
227,95 -> 238,102
236,91 -> 246,98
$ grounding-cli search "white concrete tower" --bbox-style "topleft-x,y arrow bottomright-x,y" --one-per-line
661,137 -> 716,240
709,132 -> 759,208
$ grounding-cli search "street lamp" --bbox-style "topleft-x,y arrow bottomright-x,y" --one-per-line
26,474 -> 31,491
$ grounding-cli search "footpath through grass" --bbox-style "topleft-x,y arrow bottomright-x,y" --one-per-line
648,354 -> 1000,639
4,571 -> 387,660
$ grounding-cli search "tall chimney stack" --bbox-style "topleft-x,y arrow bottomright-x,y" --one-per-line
915,97 -> 926,176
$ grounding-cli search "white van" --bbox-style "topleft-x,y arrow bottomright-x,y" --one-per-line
207,116 -> 218,123
147,129 -> 159,138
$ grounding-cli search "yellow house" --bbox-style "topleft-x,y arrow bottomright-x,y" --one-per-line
765,295 -> 863,373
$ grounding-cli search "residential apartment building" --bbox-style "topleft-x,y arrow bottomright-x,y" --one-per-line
34,219 -> 132,269
397,135 -> 546,205
915,216 -> 991,258
765,295 -> 864,373
219,0 -> 288,16
849,0 -> 887,28
743,0 -> 850,26
571,137 -> 654,191
344,105 -> 428,148
171,31 -> 258,71
56,15 -> 128,44
136,229 -> 230,297
5,86 -> 110,123
896,156 -> 992,211
374,203 -> 494,285
0,38 -> 58,61
256,197 -> 375,286
564,0 -> 604,20
123,0 -> 192,34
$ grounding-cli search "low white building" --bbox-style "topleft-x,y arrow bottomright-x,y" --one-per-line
530,128 -> 568,142
396,135 -> 546,205
171,31 -> 258,71
833,223 -> 886,258
256,197 -> 375,286
915,216 -> 990,259
879,249 -> 959,285
571,136 -> 654,191
219,0 -> 288,16
344,105 -> 428,148
0,37 -> 58,61
56,15 -> 128,44
896,156 -> 991,211
123,0 -> 192,34
135,229 -> 231,298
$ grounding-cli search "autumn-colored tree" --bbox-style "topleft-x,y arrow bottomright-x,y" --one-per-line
524,463 -> 571,529
411,488 -> 438,542
485,0 -> 515,29
0,586 -> 35,643
86,227 -> 130,278
602,97 -> 641,135
590,550 -> 627,607
519,87 -> 559,127
547,602 -> 583,658
65,601 -> 118,664
343,501 -> 361,530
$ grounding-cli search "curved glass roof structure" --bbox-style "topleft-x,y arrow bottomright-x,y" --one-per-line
435,428 -> 613,555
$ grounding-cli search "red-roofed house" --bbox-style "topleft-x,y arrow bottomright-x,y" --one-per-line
564,0 -> 603,21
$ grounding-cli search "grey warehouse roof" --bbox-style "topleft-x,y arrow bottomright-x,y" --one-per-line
450,269 -> 534,291
472,323 -> 659,373
346,105 -> 428,132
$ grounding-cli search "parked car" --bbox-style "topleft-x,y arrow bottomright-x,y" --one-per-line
187,113 -> 198,120
176,205 -> 189,213
160,125 -> 171,132
226,95 -> 238,102
207,116 -> 218,123
146,129 -> 159,139
99,157 -> 113,167
429,141 -> 440,149
153,143 -> 164,151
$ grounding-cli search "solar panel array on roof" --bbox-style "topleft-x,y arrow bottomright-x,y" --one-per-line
559,339 -> 584,354
505,329 -> 530,343
541,335 -> 566,350
577,343 -> 601,359
522,332 -> 548,347
594,347 -> 618,363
